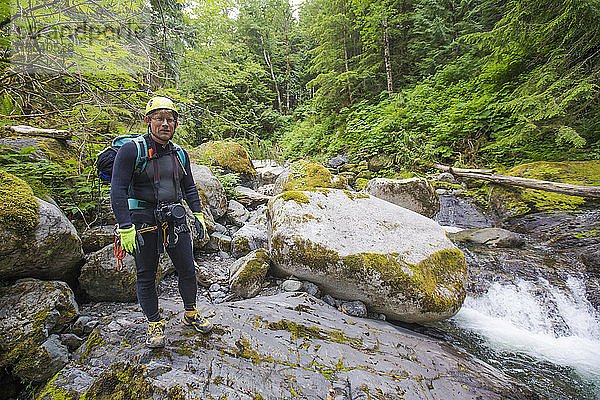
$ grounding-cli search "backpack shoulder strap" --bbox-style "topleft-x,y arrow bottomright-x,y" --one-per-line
172,143 -> 186,168
132,135 -> 149,172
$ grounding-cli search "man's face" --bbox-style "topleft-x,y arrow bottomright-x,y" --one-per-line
149,109 -> 176,144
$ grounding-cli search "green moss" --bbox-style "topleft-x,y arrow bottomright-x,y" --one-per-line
81,363 -> 154,400
355,178 -> 369,191
235,336 -> 275,365
193,140 -> 256,176
78,331 -> 105,363
232,236 -> 251,254
167,385 -> 186,400
35,372 -> 78,400
342,190 -> 370,200
501,160 -> 599,213
274,236 -> 466,314
265,319 -> 363,348
279,191 -> 309,204
232,249 -> 270,288
283,160 -> 336,191
0,170 -> 39,233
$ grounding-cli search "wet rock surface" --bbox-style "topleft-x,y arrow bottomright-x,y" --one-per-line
37,292 -> 534,400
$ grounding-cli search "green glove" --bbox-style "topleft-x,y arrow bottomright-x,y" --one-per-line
193,212 -> 206,240
118,225 -> 137,253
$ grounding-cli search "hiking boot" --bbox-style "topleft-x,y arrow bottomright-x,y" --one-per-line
183,307 -> 213,333
146,319 -> 166,348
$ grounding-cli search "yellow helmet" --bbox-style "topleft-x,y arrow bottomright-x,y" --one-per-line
145,96 -> 178,117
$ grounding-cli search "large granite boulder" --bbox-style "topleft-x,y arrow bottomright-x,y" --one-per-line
229,248 -> 271,298
0,279 -> 78,382
268,189 -> 467,323
364,177 -> 441,218
0,171 -> 84,281
79,245 -> 171,302
189,163 -> 228,218
36,292 -> 533,400
193,141 -> 257,189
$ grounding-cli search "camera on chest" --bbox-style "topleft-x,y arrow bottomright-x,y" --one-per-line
155,202 -> 186,224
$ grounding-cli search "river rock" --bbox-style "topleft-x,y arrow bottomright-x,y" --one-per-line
451,228 -> 525,248
227,199 -> 250,227
268,189 -> 467,323
363,177 -> 441,218
231,207 -> 269,259
340,300 -> 367,317
282,279 -> 303,292
255,164 -> 286,185
79,244 -> 170,302
80,225 -> 115,254
0,197 -> 84,281
0,279 -> 78,382
329,155 -> 348,169
36,292 -> 532,399
229,249 -> 271,298
231,223 -> 268,259
234,185 -> 271,209
189,163 -> 228,218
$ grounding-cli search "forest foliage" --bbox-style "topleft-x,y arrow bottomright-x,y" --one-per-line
1,0 -> 599,194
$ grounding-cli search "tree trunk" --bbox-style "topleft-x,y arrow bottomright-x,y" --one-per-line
433,164 -> 600,198
261,35 -> 283,113
383,18 -> 394,95
285,17 -> 291,115
342,0 -> 353,104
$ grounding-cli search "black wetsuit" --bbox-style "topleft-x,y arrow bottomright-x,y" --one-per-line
111,134 -> 202,322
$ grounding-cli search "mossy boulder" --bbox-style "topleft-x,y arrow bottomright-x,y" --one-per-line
193,140 -> 257,188
0,170 -> 38,234
363,177 -> 441,218
229,249 -> 271,298
0,184 -> 83,281
0,279 -> 78,382
274,160 -> 346,195
79,244 -> 171,302
268,189 -> 467,323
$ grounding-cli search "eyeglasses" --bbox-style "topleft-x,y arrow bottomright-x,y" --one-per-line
151,116 -> 176,124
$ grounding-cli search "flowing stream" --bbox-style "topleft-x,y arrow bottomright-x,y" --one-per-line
439,277 -> 600,399
429,195 -> 600,399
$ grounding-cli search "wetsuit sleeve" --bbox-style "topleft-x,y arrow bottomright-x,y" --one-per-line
181,150 -> 203,214
110,141 -> 138,228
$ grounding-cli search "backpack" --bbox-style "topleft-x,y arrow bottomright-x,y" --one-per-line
97,133 -> 186,182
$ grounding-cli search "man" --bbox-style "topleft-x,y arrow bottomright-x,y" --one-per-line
111,96 -> 212,348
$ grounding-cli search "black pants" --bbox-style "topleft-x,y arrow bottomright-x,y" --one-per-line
131,209 -> 197,322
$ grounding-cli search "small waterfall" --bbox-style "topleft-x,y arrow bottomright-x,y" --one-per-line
451,277 -> 600,397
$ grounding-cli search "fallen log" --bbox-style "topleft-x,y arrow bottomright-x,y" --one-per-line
433,164 -> 600,199
8,125 -> 72,140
